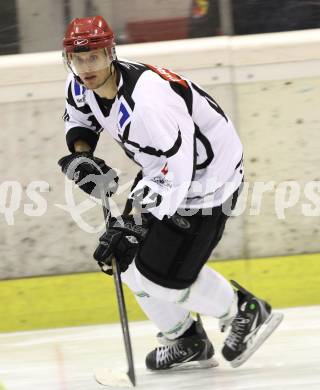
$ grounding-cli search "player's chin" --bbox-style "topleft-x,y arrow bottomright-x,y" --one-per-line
81,75 -> 98,89
82,83 -> 95,90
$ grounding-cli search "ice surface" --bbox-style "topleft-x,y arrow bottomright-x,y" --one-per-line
0,306 -> 319,390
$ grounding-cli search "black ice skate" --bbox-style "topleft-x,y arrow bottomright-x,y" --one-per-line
146,317 -> 218,370
222,280 -> 284,368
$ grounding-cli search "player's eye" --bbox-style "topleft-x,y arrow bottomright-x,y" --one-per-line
74,56 -> 84,65
89,55 -> 98,63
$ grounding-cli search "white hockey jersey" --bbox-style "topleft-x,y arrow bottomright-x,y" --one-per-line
63,59 -> 243,219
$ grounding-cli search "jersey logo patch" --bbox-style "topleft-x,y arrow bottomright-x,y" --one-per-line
161,163 -> 168,175
73,79 -> 86,106
118,97 -> 132,131
147,64 -> 188,88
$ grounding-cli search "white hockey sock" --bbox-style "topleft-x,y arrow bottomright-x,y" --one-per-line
122,263 -> 193,340
218,292 -> 238,331
134,263 -> 235,319
179,265 -> 236,318
135,294 -> 194,340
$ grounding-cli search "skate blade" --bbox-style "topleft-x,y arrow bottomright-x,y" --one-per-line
163,357 -> 219,372
230,312 -> 284,368
199,356 -> 219,368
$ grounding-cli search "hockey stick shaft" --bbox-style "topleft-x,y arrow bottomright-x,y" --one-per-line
111,257 -> 136,386
100,191 -> 136,387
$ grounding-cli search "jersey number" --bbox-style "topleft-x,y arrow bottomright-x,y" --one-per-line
131,186 -> 163,211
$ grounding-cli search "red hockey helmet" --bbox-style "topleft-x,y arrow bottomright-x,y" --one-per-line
63,16 -> 116,55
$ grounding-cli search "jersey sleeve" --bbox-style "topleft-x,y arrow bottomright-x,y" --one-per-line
63,75 -> 102,152
128,98 -> 195,220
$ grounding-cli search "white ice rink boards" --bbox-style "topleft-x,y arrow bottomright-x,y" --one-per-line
0,306 -> 319,390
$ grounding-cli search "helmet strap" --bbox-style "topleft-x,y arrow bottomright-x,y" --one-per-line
96,62 -> 115,89
65,62 -> 82,85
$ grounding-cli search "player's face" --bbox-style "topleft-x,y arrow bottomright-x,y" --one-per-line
70,49 -> 111,89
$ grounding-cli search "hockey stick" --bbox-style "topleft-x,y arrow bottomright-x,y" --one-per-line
94,188 -> 136,387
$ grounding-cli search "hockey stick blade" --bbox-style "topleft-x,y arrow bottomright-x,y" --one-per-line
94,367 -> 134,388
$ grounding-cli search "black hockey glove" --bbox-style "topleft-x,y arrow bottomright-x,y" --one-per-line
58,152 -> 119,198
93,215 -> 149,275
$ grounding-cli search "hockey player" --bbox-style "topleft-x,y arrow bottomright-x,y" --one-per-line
58,16 -> 283,370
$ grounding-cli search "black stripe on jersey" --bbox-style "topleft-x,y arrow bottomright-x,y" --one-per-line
191,130 -> 197,182
87,115 -> 103,133
195,125 -> 214,170
144,64 -> 193,115
115,60 -> 149,110
191,82 -> 228,122
67,83 -> 92,115
120,125 -> 182,158
116,140 -> 142,167
169,81 -> 193,115
62,108 -> 70,122
186,191 -> 216,201
235,154 -> 243,170
66,126 -> 100,153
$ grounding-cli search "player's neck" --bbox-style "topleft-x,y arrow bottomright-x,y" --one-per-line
94,69 -> 118,99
